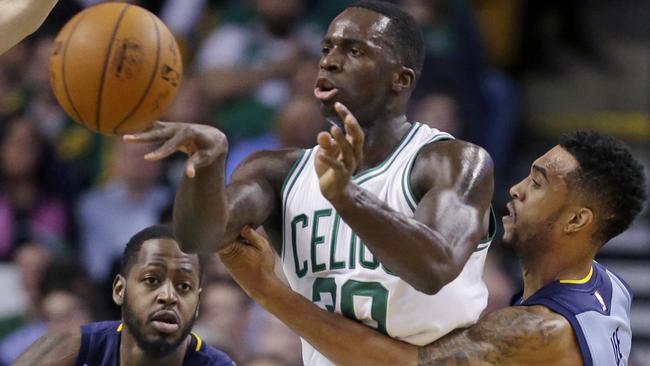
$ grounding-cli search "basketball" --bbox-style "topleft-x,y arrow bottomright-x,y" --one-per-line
48,2 -> 183,135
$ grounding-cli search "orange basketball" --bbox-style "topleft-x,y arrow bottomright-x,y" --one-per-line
49,2 -> 183,135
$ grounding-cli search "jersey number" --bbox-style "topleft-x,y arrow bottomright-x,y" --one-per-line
312,277 -> 389,334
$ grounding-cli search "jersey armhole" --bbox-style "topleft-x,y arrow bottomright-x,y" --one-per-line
280,149 -> 312,261
400,134 -> 454,212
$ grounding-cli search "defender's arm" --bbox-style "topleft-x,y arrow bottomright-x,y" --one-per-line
13,330 -> 81,366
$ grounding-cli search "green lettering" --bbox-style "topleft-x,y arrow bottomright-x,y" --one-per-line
311,209 -> 332,273
329,214 -> 345,270
291,214 -> 308,278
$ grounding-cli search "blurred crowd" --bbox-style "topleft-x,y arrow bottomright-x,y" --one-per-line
0,0 -> 647,365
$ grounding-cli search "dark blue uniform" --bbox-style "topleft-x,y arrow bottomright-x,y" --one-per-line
74,321 -> 235,366
512,261 -> 632,366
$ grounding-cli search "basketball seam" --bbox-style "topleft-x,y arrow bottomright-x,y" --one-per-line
95,4 -> 130,132
113,13 -> 161,134
60,11 -> 89,123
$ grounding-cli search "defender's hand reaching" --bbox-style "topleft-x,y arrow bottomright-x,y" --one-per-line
219,227 -> 280,299
123,121 -> 228,178
315,102 -> 365,205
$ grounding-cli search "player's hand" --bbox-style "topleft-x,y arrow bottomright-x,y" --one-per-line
315,102 -> 365,204
218,226 -> 279,298
123,121 -> 228,178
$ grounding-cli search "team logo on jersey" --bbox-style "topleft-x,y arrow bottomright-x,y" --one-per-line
610,327 -> 623,365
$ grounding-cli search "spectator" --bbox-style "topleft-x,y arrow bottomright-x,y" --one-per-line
76,140 -> 171,283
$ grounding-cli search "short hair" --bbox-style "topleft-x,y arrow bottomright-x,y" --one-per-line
347,0 -> 424,80
120,225 -> 205,282
559,130 -> 647,243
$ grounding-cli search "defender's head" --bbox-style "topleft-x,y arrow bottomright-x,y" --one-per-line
113,225 -> 204,358
503,131 -> 646,259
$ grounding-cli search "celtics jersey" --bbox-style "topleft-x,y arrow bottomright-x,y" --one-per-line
281,122 -> 494,366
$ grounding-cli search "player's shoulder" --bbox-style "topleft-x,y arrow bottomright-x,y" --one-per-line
231,148 -> 303,185
187,334 -> 236,366
416,138 -> 492,169
411,138 -> 493,194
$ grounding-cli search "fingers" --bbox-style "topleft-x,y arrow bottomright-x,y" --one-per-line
123,121 -> 173,143
331,124 -> 355,167
334,102 -> 364,162
240,226 -> 270,251
143,130 -> 187,161
317,150 -> 346,171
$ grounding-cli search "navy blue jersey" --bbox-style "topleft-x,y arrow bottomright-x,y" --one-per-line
74,321 -> 235,366
512,261 -> 632,366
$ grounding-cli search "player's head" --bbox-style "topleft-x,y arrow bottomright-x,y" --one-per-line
113,225 -> 204,358
503,131 -> 646,258
315,0 -> 424,124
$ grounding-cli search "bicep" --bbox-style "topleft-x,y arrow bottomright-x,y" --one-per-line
411,142 -> 494,258
419,306 -> 579,365
14,330 -> 81,366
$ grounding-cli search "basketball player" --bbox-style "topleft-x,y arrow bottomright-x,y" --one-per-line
220,130 -> 646,366
125,1 -> 495,364
0,0 -> 58,54
14,225 -> 235,366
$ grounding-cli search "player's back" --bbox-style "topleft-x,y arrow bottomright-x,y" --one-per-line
514,261 -> 632,366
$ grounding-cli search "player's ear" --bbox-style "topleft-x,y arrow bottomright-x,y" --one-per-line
391,66 -> 415,93
565,207 -> 594,234
112,274 -> 126,306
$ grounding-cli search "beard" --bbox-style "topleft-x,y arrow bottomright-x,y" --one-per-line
505,209 -> 563,259
122,292 -> 197,358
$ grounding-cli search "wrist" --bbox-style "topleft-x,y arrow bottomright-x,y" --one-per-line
329,183 -> 358,211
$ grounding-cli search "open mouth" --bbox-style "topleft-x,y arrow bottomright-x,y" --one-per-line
503,202 -> 516,224
314,78 -> 339,101
150,310 -> 180,334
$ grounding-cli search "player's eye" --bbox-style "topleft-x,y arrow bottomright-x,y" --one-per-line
349,48 -> 363,57
144,277 -> 160,286
177,283 -> 192,292
532,178 -> 541,188
321,46 -> 330,55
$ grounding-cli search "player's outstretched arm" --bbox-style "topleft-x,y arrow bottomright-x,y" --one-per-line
13,329 -> 81,366
125,122 -> 230,253
125,123 -> 301,253
221,229 -> 582,366
317,103 -> 494,294
219,227 -> 419,366
418,305 -> 583,366
0,0 -> 58,55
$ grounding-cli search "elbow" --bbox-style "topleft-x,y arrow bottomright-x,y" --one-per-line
174,226 -> 223,255
411,263 -> 463,295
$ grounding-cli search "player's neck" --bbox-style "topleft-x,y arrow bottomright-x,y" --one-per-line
358,113 -> 410,171
119,329 -> 190,366
520,249 -> 594,301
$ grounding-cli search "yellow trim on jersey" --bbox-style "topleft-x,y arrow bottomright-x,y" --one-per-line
117,323 -> 123,332
560,266 -> 593,284
191,332 -> 202,352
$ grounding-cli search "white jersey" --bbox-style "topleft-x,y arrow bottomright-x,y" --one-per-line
281,122 -> 494,366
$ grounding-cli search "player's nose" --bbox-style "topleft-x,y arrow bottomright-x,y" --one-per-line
320,49 -> 342,72
156,281 -> 178,304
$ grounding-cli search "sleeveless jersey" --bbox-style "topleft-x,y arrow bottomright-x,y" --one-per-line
74,321 -> 235,366
513,261 -> 633,366
281,122 -> 495,366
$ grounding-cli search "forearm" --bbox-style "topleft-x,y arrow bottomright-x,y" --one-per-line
250,277 -> 418,366
0,0 -> 58,54
174,154 -> 228,253
334,184 -> 467,294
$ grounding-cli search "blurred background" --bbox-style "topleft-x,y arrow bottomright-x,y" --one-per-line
0,0 -> 647,365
